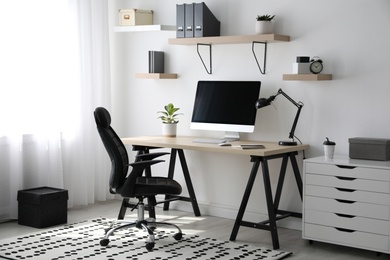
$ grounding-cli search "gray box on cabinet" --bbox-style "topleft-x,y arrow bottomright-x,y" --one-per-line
349,137 -> 390,161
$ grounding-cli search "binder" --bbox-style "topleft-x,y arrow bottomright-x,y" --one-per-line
194,2 -> 220,37
185,3 -> 194,38
176,4 -> 185,38
148,51 -> 164,73
176,2 -> 220,38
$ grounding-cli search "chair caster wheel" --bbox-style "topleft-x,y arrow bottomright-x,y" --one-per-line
100,238 -> 110,246
146,242 -> 155,251
173,233 -> 182,241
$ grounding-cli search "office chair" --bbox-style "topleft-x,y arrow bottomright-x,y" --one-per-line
94,107 -> 183,250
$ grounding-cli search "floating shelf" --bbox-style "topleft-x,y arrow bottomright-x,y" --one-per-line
135,73 -> 178,79
114,25 -> 176,32
168,34 -> 290,45
168,34 -> 290,74
283,74 -> 332,81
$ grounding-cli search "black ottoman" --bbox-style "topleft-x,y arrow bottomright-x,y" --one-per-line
18,187 -> 68,228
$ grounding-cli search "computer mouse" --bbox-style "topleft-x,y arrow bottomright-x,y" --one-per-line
218,143 -> 232,146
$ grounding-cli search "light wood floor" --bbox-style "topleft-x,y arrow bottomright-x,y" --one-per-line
0,200 -> 388,259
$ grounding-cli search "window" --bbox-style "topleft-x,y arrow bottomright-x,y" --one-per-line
0,0 -> 80,137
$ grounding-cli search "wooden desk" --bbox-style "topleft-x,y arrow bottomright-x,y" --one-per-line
122,135 -> 309,249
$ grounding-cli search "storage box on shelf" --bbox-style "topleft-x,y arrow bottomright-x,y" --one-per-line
303,156 -> 390,254
118,9 -> 153,26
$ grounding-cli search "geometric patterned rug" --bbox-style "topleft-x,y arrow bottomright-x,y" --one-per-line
0,218 -> 292,260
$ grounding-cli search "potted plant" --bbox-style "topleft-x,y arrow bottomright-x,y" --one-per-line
255,14 -> 275,34
157,103 -> 182,137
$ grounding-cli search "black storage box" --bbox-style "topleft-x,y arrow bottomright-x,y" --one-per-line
18,187 -> 68,228
349,137 -> 390,161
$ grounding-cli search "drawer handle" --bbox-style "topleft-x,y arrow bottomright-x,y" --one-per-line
335,187 -> 356,192
335,199 -> 356,204
335,165 -> 356,169
335,213 -> 356,218
335,227 -> 355,233
336,176 -> 356,181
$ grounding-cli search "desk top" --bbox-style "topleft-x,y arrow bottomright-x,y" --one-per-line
122,136 -> 309,157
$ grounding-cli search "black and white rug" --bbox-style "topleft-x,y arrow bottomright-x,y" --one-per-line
0,218 -> 292,260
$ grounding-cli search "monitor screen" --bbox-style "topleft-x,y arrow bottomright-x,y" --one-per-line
191,80 -> 261,140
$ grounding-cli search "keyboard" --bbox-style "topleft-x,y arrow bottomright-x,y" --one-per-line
192,138 -> 226,144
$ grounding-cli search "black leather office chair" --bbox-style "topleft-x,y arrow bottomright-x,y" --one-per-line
94,107 -> 183,250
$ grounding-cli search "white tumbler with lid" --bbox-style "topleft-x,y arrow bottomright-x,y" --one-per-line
323,137 -> 336,159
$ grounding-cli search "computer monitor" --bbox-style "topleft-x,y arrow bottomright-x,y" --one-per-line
191,80 -> 261,141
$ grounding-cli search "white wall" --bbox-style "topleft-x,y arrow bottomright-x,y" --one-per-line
109,0 -> 390,228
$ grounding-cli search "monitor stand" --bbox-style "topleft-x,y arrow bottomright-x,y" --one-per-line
224,132 -> 240,142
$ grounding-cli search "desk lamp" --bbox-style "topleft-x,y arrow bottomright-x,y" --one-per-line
256,88 -> 304,146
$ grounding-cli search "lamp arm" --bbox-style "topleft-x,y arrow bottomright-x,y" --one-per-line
277,89 -> 302,109
288,105 -> 302,140
276,88 -> 304,142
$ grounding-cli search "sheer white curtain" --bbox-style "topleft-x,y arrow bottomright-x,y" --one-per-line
0,0 -> 113,220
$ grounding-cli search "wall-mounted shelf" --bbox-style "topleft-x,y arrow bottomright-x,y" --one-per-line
115,25 -> 177,79
135,73 -> 178,79
114,25 -> 176,32
168,34 -> 290,45
168,34 -> 290,75
283,74 -> 332,81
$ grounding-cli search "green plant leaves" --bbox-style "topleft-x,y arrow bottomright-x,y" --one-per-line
157,103 -> 183,124
256,14 -> 275,21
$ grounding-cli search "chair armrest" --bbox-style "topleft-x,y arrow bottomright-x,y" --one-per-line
136,152 -> 169,161
122,159 -> 165,197
129,159 -> 165,169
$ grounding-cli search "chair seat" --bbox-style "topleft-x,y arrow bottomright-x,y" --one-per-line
134,177 -> 182,197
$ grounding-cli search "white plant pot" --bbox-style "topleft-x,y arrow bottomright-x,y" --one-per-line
255,21 -> 273,34
162,123 -> 177,137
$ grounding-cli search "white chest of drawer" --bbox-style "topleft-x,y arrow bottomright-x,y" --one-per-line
303,156 -> 390,254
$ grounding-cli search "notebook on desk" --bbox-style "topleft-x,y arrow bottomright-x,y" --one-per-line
233,144 -> 265,149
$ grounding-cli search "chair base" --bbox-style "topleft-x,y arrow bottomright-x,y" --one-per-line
100,218 -> 183,251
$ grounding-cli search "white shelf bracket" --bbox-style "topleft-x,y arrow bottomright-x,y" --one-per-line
252,41 -> 267,75
197,43 -> 212,74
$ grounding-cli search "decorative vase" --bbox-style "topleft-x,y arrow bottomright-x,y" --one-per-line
255,21 -> 273,34
162,123 -> 177,137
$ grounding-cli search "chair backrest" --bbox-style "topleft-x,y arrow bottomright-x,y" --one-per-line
94,107 -> 129,193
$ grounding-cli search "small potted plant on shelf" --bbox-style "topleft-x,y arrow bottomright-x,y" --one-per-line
157,103 -> 182,137
255,14 -> 275,34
